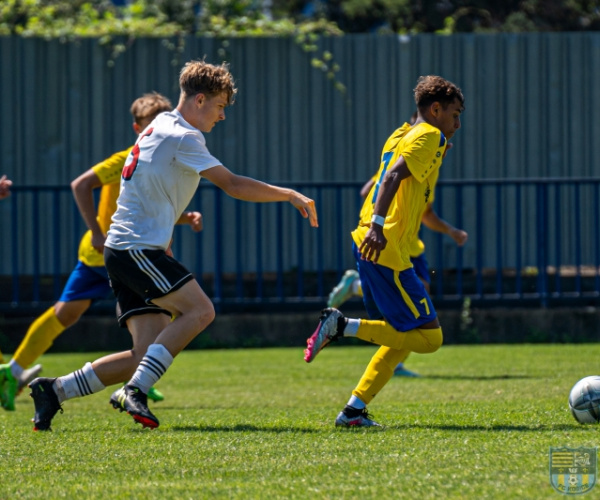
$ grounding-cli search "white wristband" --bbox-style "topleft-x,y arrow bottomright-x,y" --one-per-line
371,214 -> 385,227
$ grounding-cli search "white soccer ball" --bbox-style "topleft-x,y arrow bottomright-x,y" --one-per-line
569,376 -> 600,424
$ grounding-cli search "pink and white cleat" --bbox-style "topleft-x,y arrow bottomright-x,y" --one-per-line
304,308 -> 345,363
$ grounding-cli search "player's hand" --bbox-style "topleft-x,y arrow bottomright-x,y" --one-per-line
0,175 -> 13,200
450,228 -> 468,247
359,224 -> 387,263
166,239 -> 174,257
183,211 -> 203,232
289,191 -> 318,228
91,232 -> 107,253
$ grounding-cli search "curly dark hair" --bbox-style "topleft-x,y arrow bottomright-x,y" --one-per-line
414,76 -> 464,111
179,59 -> 237,106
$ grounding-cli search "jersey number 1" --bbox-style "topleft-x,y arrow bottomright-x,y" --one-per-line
371,151 -> 394,204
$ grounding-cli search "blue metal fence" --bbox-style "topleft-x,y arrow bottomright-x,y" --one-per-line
1,178 -> 599,312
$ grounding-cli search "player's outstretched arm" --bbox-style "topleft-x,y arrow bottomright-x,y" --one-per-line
0,175 -> 12,200
201,165 -> 318,227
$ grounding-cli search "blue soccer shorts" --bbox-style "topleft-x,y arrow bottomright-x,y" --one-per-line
410,253 -> 430,284
58,261 -> 113,302
353,242 -> 437,332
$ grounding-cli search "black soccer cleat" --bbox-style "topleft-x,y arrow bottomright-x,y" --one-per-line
110,384 -> 159,429
335,405 -> 382,428
29,377 -> 63,431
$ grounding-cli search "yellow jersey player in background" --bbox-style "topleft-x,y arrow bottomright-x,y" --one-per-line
305,75 -> 465,427
0,92 -> 203,411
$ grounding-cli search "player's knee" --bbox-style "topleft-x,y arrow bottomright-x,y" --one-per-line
417,327 -> 443,353
193,303 -> 215,331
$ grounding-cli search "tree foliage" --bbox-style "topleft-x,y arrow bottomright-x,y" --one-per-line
1,0 -> 598,38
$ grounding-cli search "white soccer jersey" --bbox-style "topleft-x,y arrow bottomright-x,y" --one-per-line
105,109 -> 222,251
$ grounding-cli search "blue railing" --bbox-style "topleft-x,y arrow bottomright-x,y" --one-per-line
1,178 -> 599,312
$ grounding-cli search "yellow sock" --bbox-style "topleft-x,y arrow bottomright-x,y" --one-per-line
350,325 -> 442,404
352,346 -> 406,404
13,306 -> 65,368
355,320 -> 442,353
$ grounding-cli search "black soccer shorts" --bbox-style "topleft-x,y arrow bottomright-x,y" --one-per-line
104,247 -> 194,327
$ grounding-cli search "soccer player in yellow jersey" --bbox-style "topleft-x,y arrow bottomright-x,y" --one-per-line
327,178 -> 468,377
305,75 -> 465,427
0,92 -> 202,411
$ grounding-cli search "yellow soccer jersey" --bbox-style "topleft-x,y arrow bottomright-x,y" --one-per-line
77,148 -> 132,267
365,173 -> 428,259
351,122 -> 445,271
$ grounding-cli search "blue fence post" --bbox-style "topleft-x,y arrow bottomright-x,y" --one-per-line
573,182 -> 582,295
10,192 -> 20,304
213,188 -> 223,312
32,188 -> 40,303
475,183 -> 483,298
495,183 -> 502,296
536,183 -> 548,307
595,182 -> 600,295
554,184 -> 562,295
515,183 -> 522,297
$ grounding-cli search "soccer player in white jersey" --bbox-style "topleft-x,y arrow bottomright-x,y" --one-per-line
28,59 -> 318,431
0,93 -> 179,412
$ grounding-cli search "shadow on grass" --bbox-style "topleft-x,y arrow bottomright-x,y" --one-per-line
418,374 -> 534,380
385,423 -> 583,432
170,424 -> 319,433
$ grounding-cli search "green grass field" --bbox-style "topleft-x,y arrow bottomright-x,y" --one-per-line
1,343 -> 599,499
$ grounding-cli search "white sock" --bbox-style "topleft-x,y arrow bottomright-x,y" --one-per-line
347,395 -> 366,410
9,359 -> 24,379
344,318 -> 360,336
351,280 -> 361,294
54,362 -> 106,403
129,344 -> 173,394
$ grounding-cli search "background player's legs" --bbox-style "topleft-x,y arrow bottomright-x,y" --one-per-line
327,269 -> 361,308
0,300 -> 90,410
392,349 -> 420,377
14,300 -> 90,368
